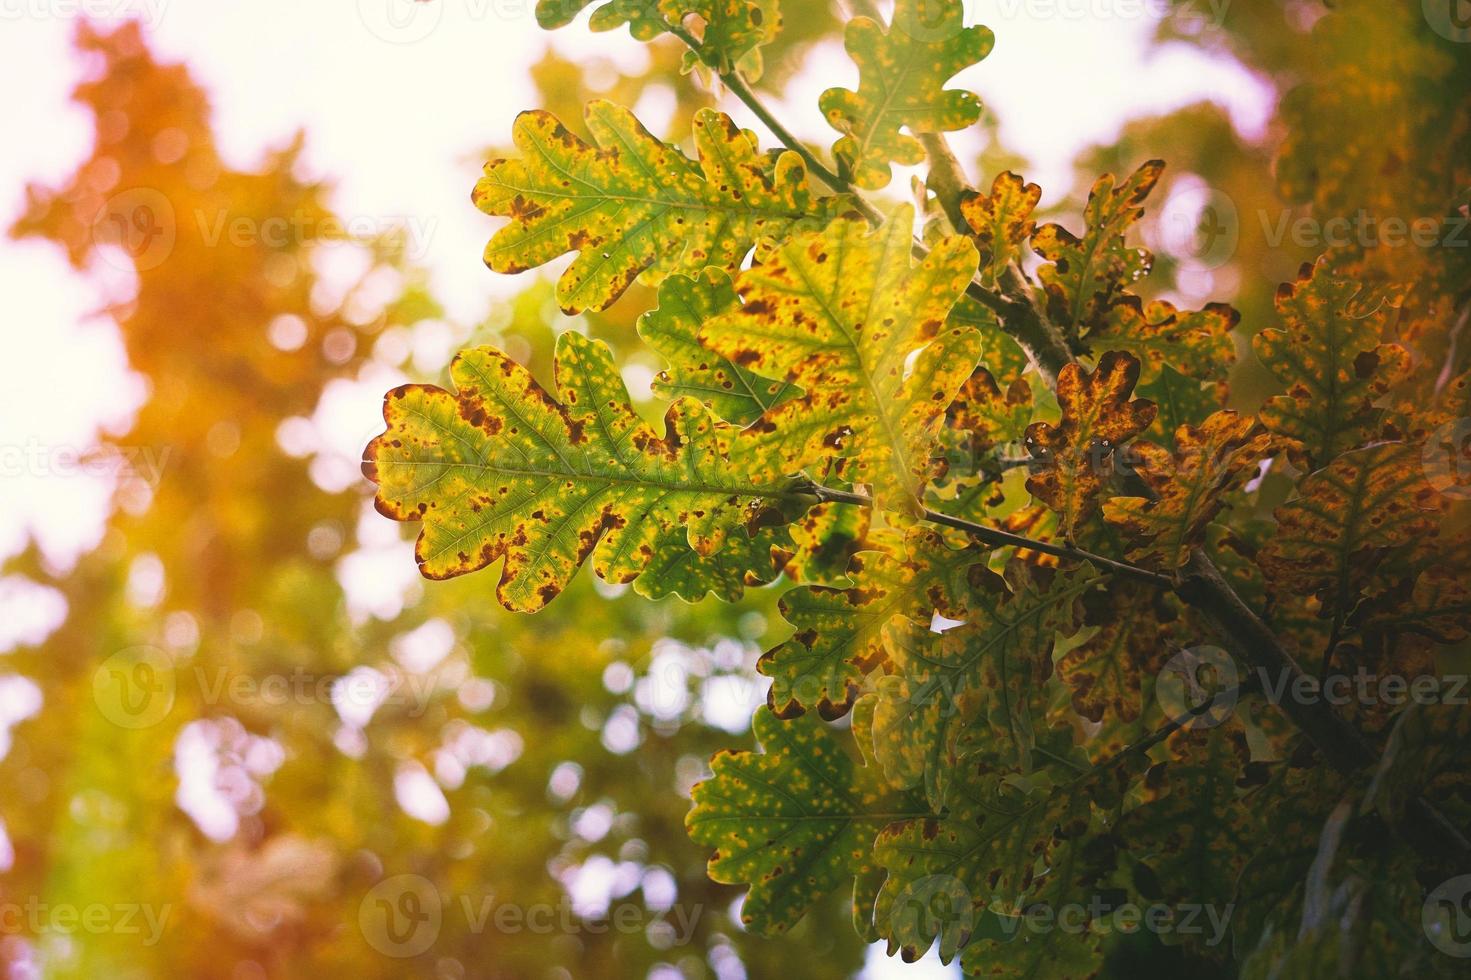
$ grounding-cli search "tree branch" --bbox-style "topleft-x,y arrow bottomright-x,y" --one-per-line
669,5 -> 1471,876
799,481 -> 1173,588
665,22 -> 1070,384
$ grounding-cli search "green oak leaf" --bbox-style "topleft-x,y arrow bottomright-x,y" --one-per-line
702,206 -> 982,512
363,330 -> 800,612
686,706 -> 927,935
534,1 -> 781,80
870,564 -> 1099,810
873,755 -> 1132,971
632,525 -> 787,602
474,101 -> 846,313
1253,258 -> 1411,470
638,269 -> 796,426
1031,160 -> 1162,343
819,0 -> 993,190
1117,727 -> 1250,914
760,528 -> 981,719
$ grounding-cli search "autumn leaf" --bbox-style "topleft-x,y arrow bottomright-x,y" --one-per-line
873,756 -> 1130,971
632,525 -> 786,602
686,706 -> 926,936
701,206 -> 981,511
760,528 -> 980,719
1024,351 -> 1157,539
960,171 -> 1041,284
935,365 -> 1032,482
869,564 -> 1099,809
819,0 -> 993,189
1253,259 -> 1411,470
363,331 -> 801,612
1104,410 -> 1273,568
637,269 -> 795,425
474,101 -> 846,313
1087,295 -> 1237,388
1118,728 -> 1250,910
1054,582 -> 1176,752
1257,441 -> 1444,612
782,501 -> 870,584
1031,160 -> 1162,342
535,1 -> 781,79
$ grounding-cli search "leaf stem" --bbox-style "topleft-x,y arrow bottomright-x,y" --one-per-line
670,3 -> 1471,875
664,21 -> 1072,383
800,482 -> 1173,588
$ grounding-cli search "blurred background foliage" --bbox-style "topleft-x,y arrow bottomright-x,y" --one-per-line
1,2 -> 1466,977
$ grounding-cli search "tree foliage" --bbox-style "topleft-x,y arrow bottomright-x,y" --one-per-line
363,1 -> 1471,976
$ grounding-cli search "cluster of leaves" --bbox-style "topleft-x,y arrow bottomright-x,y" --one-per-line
366,1 -> 1471,976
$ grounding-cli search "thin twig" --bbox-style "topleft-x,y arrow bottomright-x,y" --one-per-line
665,21 -> 1071,383
668,5 -> 1471,876
800,482 -> 1174,588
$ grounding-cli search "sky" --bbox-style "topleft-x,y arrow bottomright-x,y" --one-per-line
0,2 -> 1271,974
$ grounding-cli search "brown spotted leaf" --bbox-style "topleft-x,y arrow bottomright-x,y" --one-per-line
638,269 -> 796,425
701,207 -> 981,512
1024,351 -> 1157,539
873,751 -> 1130,970
960,171 -> 1041,284
760,528 -> 981,719
1253,259 -> 1412,470
1031,160 -> 1162,342
819,0 -> 993,190
870,564 -> 1099,810
935,365 -> 1032,482
1257,441 -> 1444,613
1054,582 -> 1176,760
1104,411 -> 1273,568
1087,295 -> 1237,389
474,101 -> 847,313
363,331 -> 798,612
685,705 -> 926,936
1117,727 -> 1251,910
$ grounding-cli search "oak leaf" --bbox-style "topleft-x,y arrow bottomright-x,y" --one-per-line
686,706 -> 926,935
1253,259 -> 1411,470
474,101 -> 846,313
363,331 -> 798,612
702,207 -> 981,512
1024,351 -> 1157,539
1031,161 -> 1162,342
1104,410 -> 1273,568
819,0 -> 992,189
